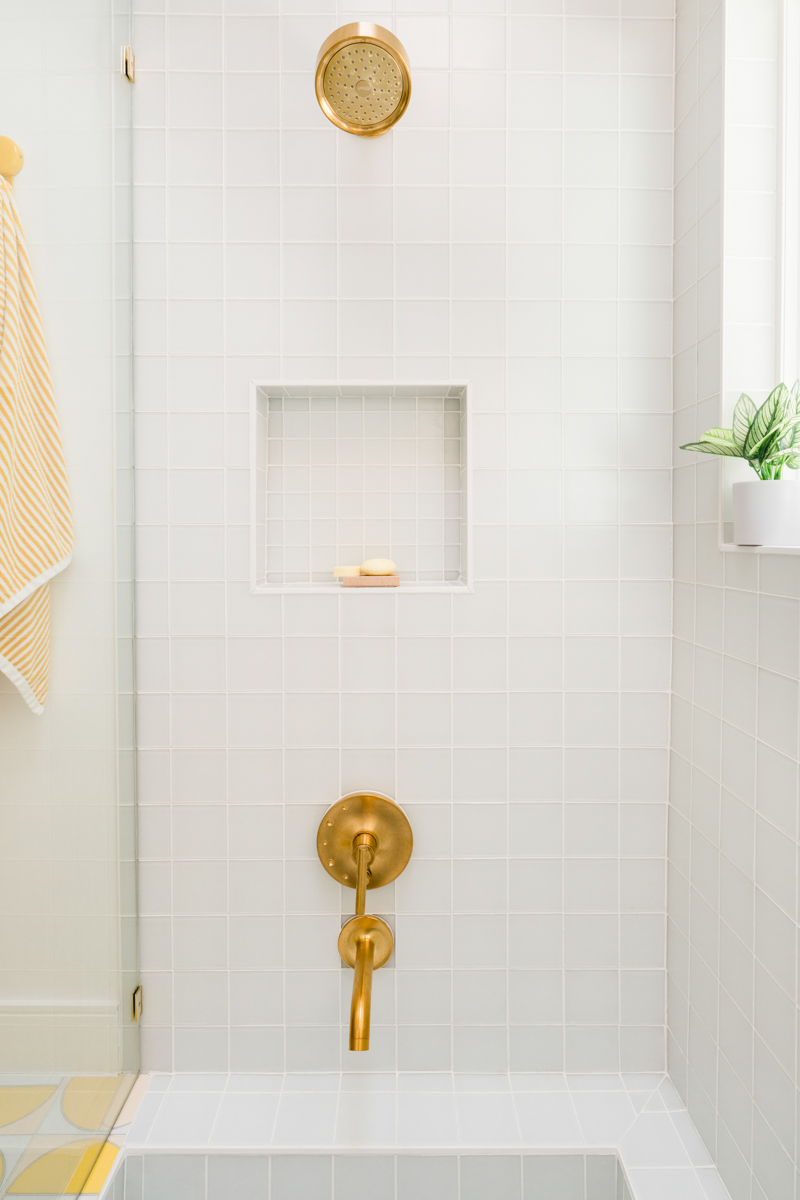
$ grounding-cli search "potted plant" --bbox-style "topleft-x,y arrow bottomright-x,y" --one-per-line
681,381 -> 800,546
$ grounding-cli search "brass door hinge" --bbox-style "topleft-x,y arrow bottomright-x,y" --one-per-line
121,45 -> 136,84
131,985 -> 143,1023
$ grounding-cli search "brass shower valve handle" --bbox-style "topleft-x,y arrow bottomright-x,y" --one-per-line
353,831 -> 376,916
317,792 -> 413,1052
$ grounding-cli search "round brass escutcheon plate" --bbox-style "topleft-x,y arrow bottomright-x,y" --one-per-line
317,791 -> 413,889
338,914 -> 394,969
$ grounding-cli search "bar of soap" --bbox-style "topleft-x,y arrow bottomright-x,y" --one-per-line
361,558 -> 396,576
334,566 -> 361,578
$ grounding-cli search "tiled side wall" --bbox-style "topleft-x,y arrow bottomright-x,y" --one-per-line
669,2 -> 800,1198
132,0 -> 674,1073
111,1152 -> 630,1200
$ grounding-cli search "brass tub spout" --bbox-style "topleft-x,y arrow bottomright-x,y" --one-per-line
318,792 -> 413,1052
351,932 -> 374,1050
340,914 -> 391,1050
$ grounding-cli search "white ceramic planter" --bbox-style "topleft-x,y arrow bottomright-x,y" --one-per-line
732,478 -> 800,546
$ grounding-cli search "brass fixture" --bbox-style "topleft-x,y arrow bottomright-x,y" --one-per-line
315,24 -> 411,138
0,137 -> 24,187
121,45 -> 136,84
318,791 -> 413,1050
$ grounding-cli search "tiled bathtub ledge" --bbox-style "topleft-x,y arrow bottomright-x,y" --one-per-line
110,1073 -> 730,1200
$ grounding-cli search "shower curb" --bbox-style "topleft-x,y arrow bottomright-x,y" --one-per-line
99,1072 -> 731,1200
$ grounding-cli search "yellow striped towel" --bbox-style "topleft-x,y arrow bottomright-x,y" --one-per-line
0,175 -> 72,714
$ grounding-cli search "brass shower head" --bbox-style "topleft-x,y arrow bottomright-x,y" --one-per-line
315,23 -> 411,138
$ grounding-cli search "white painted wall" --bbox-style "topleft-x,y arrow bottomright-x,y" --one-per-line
132,0 -> 675,1074
0,1 -> 132,1073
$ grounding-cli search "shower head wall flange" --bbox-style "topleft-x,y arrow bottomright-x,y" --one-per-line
315,23 -> 411,137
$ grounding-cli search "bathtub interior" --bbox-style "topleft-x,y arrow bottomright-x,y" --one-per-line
110,1151 -> 632,1200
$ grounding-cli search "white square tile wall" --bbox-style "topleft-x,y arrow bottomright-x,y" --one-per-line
113,1150 -> 631,1200
670,3 -> 800,1200
110,1142 -> 633,1200
252,384 -> 470,590
132,0 -> 675,1077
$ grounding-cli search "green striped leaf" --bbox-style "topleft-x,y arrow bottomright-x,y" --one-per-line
773,414 -> 800,451
789,380 -> 800,417
743,384 -> 788,457
732,393 -> 756,448
680,439 -> 743,458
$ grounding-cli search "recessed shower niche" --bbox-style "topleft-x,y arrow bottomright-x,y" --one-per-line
250,383 -> 471,592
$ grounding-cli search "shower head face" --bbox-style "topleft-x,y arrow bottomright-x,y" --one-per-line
315,24 -> 411,137
323,44 -> 403,129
